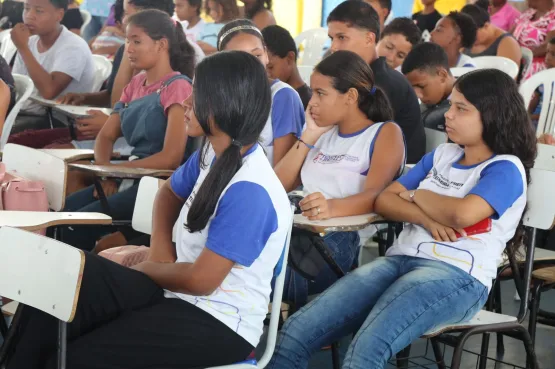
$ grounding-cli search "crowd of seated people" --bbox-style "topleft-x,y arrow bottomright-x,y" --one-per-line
0,0 -> 553,368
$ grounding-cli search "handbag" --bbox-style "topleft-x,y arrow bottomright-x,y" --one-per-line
99,245 -> 150,268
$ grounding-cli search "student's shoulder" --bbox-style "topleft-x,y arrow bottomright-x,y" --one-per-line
59,27 -> 91,50
482,155 -> 526,178
272,81 -> 302,104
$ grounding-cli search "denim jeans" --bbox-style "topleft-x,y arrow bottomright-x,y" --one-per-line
268,256 -> 488,369
283,231 -> 360,308
61,183 -> 139,251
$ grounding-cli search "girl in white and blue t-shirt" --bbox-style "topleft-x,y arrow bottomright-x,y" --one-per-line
217,19 -> 304,166
8,52 -> 291,369
274,50 -> 406,308
268,69 -> 537,369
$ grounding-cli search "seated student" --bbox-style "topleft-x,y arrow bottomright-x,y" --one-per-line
217,19 -> 304,166
62,0 -> 83,35
489,0 -> 521,32
431,11 -> 477,68
529,37 -> 555,128
412,0 -> 442,34
240,0 -> 275,30
90,0 -> 126,60
262,25 -> 312,109
274,50 -> 405,308
10,0 -> 96,133
60,10 -> 194,251
196,0 -> 240,55
402,43 -> 455,132
359,0 -> 391,31
461,4 -> 521,67
268,68 -> 536,369
327,1 -> 425,163
0,55 -> 15,140
6,51 -> 292,369
377,17 -> 421,71
174,0 -> 205,42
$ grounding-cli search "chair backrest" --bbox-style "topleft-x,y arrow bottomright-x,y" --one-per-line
91,55 -> 113,92
294,28 -> 328,66
519,68 -> 555,136
524,144 -> 555,229
472,56 -> 519,79
424,128 -> 448,154
450,67 -> 475,78
80,9 -> 92,36
1,74 -> 34,150
0,227 -> 84,322
298,65 -> 313,85
0,28 -> 15,63
521,46 -> 533,79
2,144 -> 67,211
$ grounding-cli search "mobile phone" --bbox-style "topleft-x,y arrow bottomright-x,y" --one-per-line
455,218 -> 492,238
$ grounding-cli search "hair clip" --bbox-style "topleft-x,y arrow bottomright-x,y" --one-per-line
370,86 -> 376,95
231,139 -> 243,148
218,25 -> 262,50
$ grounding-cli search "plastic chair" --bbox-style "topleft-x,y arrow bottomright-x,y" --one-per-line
521,47 -> 533,80
80,9 -> 92,36
91,54 -> 113,92
424,128 -> 447,154
0,28 -> 15,63
450,67 -> 475,78
294,28 -> 328,66
298,65 -> 313,85
472,56 -> 519,79
0,74 -> 34,150
519,68 -> 555,136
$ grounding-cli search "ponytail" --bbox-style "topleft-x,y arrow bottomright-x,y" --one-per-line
172,21 -> 195,78
359,86 -> 394,123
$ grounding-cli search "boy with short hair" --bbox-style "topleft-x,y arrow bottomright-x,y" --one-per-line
357,0 -> 391,30
328,0 -> 425,163
431,11 -> 477,67
262,25 -> 312,109
11,0 -> 95,131
377,17 -> 422,70
402,42 -> 455,132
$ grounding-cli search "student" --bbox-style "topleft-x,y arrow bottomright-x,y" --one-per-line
196,0 -> 240,54
274,50 -> 405,307
431,11 -> 477,67
6,51 -> 292,369
0,55 -> 15,140
529,37 -> 555,127
11,0 -> 95,132
218,19 -> 304,166
402,42 -> 455,132
268,68 -> 536,369
461,4 -> 521,67
62,0 -> 84,35
377,17 -> 421,71
359,0 -> 391,31
90,0 -> 125,60
327,1 -> 425,163
262,25 -> 312,109
174,0 -> 205,42
80,0 -> 113,41
60,10 -> 194,251
412,0 -> 442,34
489,0 -> 520,32
240,0 -> 275,30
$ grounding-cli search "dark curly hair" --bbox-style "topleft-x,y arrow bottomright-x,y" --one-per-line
446,11 -> 477,49
455,69 -> 537,256
245,0 -> 272,19
381,17 -> 422,46
461,4 -> 490,28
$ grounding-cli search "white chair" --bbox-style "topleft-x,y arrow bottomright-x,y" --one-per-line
0,74 -> 34,151
472,56 -> 520,79
424,127 -> 447,154
519,68 -> 555,136
521,46 -> 533,80
450,67 -> 475,78
0,29 -> 15,63
294,28 -> 328,66
80,9 -> 92,36
298,65 -> 313,85
91,55 -> 113,92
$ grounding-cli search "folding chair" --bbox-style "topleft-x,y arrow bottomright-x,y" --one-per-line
0,74 -> 34,151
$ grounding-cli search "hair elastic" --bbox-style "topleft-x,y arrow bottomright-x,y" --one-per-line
370,86 -> 376,95
231,139 -> 243,148
218,25 -> 263,50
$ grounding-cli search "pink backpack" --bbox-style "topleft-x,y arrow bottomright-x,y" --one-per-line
99,246 -> 150,267
0,162 -> 49,234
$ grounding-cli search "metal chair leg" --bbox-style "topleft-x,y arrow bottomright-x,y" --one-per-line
0,303 -> 24,366
395,345 -> 411,369
57,320 -> 67,369
493,281 -> 505,355
519,325 -> 541,369
331,342 -> 341,369
431,338 -> 446,369
528,282 -> 542,347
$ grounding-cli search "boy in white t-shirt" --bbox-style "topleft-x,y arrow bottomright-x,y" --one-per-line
11,0 -> 95,131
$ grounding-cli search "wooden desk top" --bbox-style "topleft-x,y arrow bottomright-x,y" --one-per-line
0,211 -> 112,231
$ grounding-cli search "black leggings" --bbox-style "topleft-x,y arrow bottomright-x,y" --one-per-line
8,253 -> 253,369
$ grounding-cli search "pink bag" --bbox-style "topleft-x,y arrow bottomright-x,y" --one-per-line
0,162 -> 49,234
99,245 -> 150,267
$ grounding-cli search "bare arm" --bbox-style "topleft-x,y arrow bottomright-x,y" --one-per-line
531,30 -> 555,57
272,134 -> 297,167
497,36 -> 523,68
375,181 -> 432,226
94,113 -> 122,164
149,181 -> 182,263
0,81 -> 11,137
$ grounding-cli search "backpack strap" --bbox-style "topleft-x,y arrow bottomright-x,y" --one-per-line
158,74 -> 192,94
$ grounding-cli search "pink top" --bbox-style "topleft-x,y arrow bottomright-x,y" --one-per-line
490,3 -> 520,31
514,8 -> 555,49
120,72 -> 193,115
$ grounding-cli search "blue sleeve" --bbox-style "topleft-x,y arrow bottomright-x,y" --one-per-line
397,149 -> 435,190
207,181 -> 278,267
468,160 -> 524,219
169,150 -> 201,199
271,88 -> 305,140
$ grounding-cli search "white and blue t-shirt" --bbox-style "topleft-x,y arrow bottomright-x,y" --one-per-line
301,122 -> 405,199
456,53 -> 476,67
165,144 -> 292,347
260,80 -> 305,164
387,143 -> 527,290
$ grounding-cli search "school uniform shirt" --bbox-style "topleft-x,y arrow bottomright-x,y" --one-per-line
370,57 -> 425,164
13,26 -> 96,114
301,122 -> 404,199
387,143 -> 527,290
456,53 -> 476,67
166,144 -> 292,347
260,80 -> 305,164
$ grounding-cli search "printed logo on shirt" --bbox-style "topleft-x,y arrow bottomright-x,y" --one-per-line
429,168 -> 465,190
312,151 -> 359,164
185,189 -> 197,209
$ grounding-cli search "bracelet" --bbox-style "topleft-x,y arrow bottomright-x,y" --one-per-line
296,136 -> 316,150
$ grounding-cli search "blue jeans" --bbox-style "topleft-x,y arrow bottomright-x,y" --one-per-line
268,256 -> 488,369
61,183 -> 139,251
283,231 -> 360,308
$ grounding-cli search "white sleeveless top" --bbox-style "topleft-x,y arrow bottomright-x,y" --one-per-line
301,122 -> 402,199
